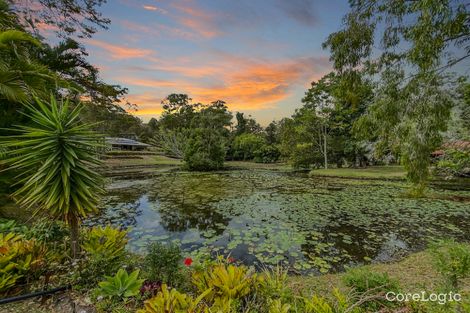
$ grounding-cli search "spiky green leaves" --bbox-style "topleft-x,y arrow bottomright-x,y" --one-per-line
1,95 -> 104,220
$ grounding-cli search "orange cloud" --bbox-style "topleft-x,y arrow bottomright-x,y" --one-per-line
120,77 -> 179,88
120,56 -> 329,113
87,39 -> 153,59
126,93 -> 164,114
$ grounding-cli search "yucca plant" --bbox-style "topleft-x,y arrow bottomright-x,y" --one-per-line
1,95 -> 104,258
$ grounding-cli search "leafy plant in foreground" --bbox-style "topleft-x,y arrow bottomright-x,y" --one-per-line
431,240 -> 470,289
1,96 -> 104,258
79,226 -> 128,286
83,226 -> 128,261
137,284 -> 211,313
97,268 -> 144,301
192,261 -> 257,306
144,242 -> 184,287
0,232 -> 48,294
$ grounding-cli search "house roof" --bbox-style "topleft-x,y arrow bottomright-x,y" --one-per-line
431,140 -> 470,156
105,137 -> 150,147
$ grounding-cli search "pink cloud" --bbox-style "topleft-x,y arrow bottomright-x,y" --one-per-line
87,39 -> 153,59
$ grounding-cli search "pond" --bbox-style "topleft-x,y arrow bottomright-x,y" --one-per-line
86,169 -> 470,275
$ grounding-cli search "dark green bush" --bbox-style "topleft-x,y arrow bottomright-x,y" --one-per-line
253,145 -> 281,163
144,242 -> 185,288
183,128 -> 225,171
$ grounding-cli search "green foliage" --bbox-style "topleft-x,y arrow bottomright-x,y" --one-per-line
97,268 -> 144,301
1,95 -> 104,257
436,149 -> 470,178
184,127 -> 226,171
83,226 -> 128,261
232,133 -> 266,160
323,0 -> 465,193
137,284 -> 211,313
144,242 -> 184,287
157,96 -> 232,171
0,232 -> 48,295
0,219 -> 26,234
268,299 -> 291,313
258,266 -> 291,302
303,288 -> 361,313
289,143 -> 319,169
79,226 -> 128,286
343,268 -> 399,294
192,261 -> 257,306
253,145 -> 281,163
343,268 -> 399,310
430,240 -> 470,289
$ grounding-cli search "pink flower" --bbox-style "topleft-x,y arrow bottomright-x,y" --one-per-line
228,257 -> 235,263
184,257 -> 193,266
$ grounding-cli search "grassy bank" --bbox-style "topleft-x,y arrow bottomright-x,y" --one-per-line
310,165 -> 407,179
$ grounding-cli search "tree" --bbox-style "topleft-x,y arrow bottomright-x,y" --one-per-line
183,101 -> 232,170
12,0 -> 110,39
265,121 -> 279,145
2,96 -> 104,258
324,0 -> 468,194
234,112 -> 262,135
232,133 -> 266,161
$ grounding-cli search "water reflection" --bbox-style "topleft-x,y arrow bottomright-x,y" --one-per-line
86,170 -> 470,274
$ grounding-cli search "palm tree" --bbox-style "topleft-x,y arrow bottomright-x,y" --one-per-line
2,95 -> 104,258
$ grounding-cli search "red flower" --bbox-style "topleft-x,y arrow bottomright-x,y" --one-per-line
184,257 -> 193,266
228,257 -> 235,263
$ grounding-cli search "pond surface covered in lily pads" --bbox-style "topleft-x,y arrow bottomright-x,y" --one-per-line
86,169 -> 470,275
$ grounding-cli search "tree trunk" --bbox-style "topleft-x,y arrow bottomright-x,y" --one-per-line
323,130 -> 328,169
68,214 -> 80,259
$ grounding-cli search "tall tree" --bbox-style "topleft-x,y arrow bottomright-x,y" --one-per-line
324,0 -> 469,194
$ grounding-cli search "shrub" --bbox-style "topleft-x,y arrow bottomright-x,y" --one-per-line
0,219 -> 26,234
82,226 -> 128,260
430,240 -> 470,289
137,284 -> 210,313
0,232 -> 48,295
144,242 -> 184,287
268,299 -> 291,313
258,266 -> 290,301
78,226 -> 128,286
97,268 -> 144,301
343,268 -> 400,310
253,145 -> 281,163
303,288 -> 359,313
192,261 -> 257,308
435,149 -> 470,178
289,143 -> 322,169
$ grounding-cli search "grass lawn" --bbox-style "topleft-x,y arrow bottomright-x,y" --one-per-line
288,248 -> 470,300
225,160 -> 291,170
310,165 -> 407,179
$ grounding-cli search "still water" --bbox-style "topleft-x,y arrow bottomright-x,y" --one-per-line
86,169 -> 470,274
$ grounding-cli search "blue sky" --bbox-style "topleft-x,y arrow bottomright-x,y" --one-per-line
81,0 -> 350,124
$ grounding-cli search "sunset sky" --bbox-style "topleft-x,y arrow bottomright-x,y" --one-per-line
82,0 -> 350,124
